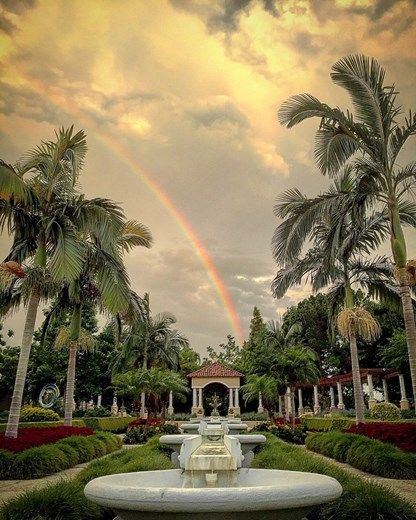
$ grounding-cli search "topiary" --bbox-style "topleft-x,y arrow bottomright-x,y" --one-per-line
370,401 -> 401,421
19,406 -> 60,422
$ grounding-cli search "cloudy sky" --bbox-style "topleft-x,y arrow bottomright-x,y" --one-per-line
1,0 -> 416,353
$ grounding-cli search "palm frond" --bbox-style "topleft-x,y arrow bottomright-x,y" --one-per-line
0,161 -> 31,203
119,220 -> 153,252
278,94 -> 334,128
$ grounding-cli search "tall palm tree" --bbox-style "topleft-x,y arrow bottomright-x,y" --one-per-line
0,128 -> 121,437
42,220 -> 152,426
272,172 -> 394,423
278,54 -> 416,401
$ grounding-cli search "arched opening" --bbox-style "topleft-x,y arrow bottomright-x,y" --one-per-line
202,382 -> 229,416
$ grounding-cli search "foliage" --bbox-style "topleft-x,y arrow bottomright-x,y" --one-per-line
268,424 -> 307,444
0,426 -> 93,453
83,407 -> 111,418
346,422 -> 416,452
82,417 -> 135,433
0,436 -> 173,520
202,334 -> 242,370
337,307 -> 381,341
178,345 -> 200,377
370,401 -> 401,421
306,431 -> 416,479
241,374 -> 279,418
301,416 -> 355,432
123,425 -> 154,444
382,329 -> 410,374
0,345 -> 19,399
19,407 -> 60,423
253,434 -> 416,520
238,412 -> 269,421
0,432 -> 121,479
0,420 -> 86,433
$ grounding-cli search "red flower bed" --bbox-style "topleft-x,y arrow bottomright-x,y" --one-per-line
127,417 -> 160,432
0,426 -> 93,453
345,422 -> 416,453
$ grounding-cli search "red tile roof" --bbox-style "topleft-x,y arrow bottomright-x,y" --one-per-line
187,362 -> 243,378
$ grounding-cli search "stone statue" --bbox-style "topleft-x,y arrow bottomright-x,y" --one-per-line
208,393 -> 221,416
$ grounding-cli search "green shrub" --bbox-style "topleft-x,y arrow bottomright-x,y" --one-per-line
83,407 -> 111,418
253,434 -> 416,520
58,436 -> 95,463
301,416 -> 355,432
306,431 -> 416,479
124,426 -> 153,444
83,416 -> 134,433
19,407 -> 60,423
86,438 -> 106,458
13,445 -> 70,479
94,431 -> 122,452
239,412 -> 269,421
0,450 -> 14,479
55,442 -> 79,466
401,409 -> 416,419
268,424 -> 307,444
371,402 -> 401,421
159,423 -> 180,434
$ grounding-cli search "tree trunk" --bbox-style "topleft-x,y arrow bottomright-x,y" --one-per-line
5,291 -> 41,438
399,282 -> 416,402
64,346 -> 77,427
349,332 -> 366,424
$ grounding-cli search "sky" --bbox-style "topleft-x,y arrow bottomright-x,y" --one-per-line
1,0 -> 416,353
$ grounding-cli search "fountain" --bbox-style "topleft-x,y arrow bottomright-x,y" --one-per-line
84,419 -> 342,519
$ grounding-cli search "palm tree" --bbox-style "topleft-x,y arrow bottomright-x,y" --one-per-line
55,325 -> 95,423
42,220 -> 152,426
278,54 -> 416,401
272,172 -> 394,423
0,128 -> 117,437
112,303 -> 189,374
277,344 -> 319,429
241,374 -> 280,419
112,367 -> 188,421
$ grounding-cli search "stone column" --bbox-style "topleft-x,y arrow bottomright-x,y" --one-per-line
167,390 -> 174,416
285,387 -> 291,421
229,387 -> 234,413
233,388 -> 240,415
329,387 -> 336,411
257,392 -> 264,413
337,382 -> 345,410
277,395 -> 283,417
198,388 -> 203,408
313,385 -> 321,415
140,392 -> 146,418
367,374 -> 376,409
298,388 -> 304,416
97,394 -> 102,408
191,388 -> 198,414
382,378 -> 389,402
399,374 -> 409,410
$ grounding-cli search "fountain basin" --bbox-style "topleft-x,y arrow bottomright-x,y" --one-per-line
180,422 -> 247,434
84,468 -> 342,520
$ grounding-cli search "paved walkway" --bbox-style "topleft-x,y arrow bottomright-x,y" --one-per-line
0,445 -> 136,506
302,446 -> 416,508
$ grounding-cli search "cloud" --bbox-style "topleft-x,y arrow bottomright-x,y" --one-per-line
170,0 -> 279,34
0,0 -> 36,33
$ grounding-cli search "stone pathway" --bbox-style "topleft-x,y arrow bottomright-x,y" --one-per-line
302,446 -> 416,508
0,445 -> 136,506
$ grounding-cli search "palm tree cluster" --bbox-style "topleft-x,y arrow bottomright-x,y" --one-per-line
273,55 -> 416,421
0,127 -> 153,437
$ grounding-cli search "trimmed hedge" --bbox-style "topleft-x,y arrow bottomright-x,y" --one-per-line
20,407 -> 60,422
253,433 -> 416,520
301,416 -> 355,431
305,431 -> 416,479
0,420 -> 86,432
83,416 -> 136,433
0,432 -> 122,479
0,436 -> 173,520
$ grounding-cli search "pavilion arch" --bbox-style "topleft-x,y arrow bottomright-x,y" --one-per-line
187,362 -> 243,416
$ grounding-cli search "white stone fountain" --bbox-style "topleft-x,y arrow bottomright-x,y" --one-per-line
84,420 -> 342,520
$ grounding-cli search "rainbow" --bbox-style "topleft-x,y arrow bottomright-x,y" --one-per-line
11,70 -> 245,343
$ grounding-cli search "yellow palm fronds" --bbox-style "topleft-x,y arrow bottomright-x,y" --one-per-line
337,306 -> 381,341
55,326 -> 95,352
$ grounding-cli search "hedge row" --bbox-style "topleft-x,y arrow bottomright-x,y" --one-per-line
0,432 -> 122,479
0,417 -> 136,434
0,420 -> 86,432
0,436 -> 173,520
253,433 -> 416,520
301,416 -> 356,431
305,431 -> 416,479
